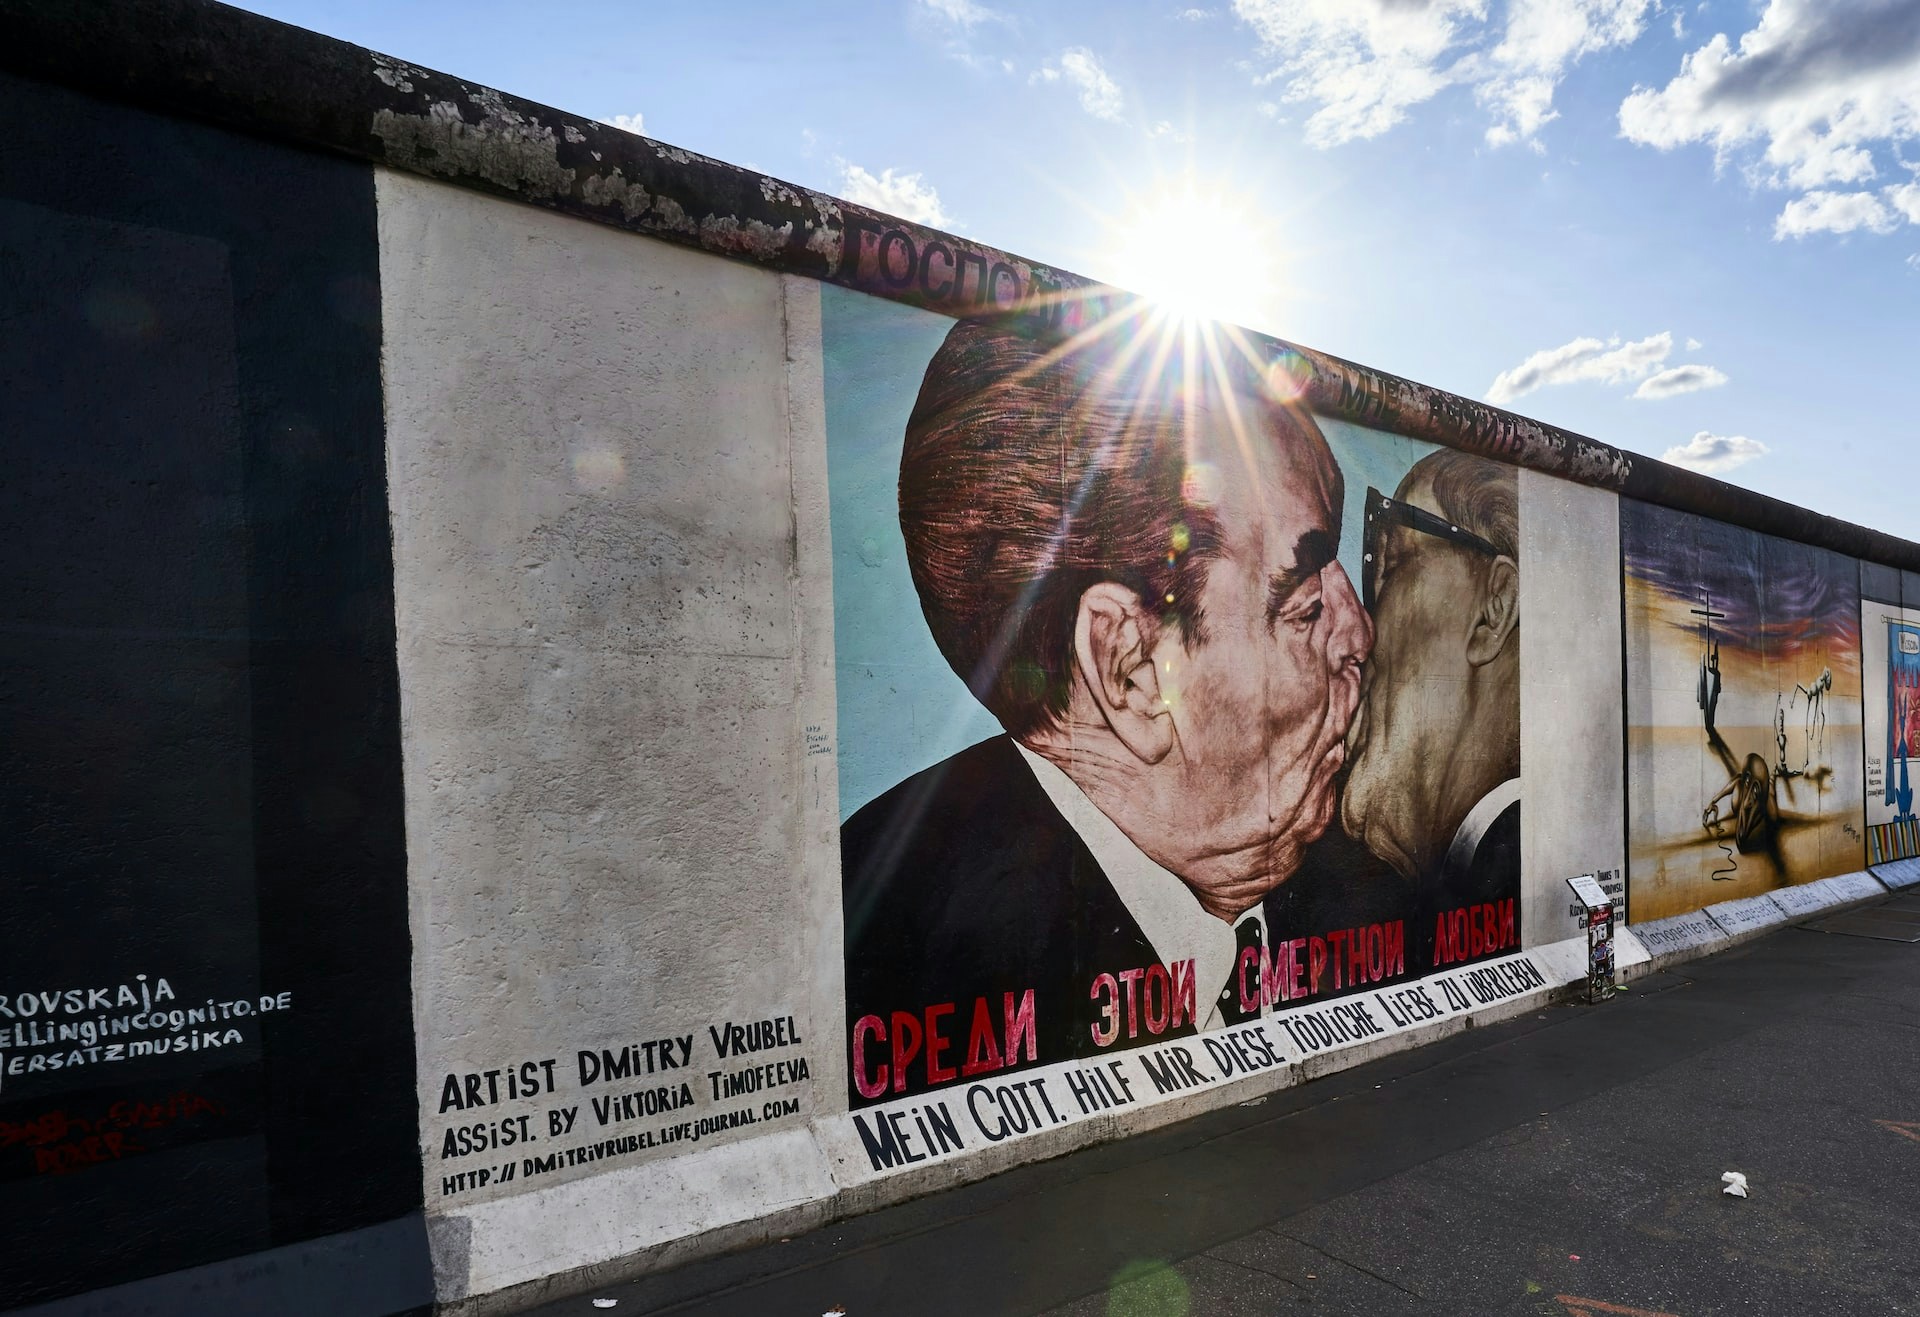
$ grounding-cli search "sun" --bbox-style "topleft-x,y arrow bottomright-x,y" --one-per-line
1101,182 -> 1282,334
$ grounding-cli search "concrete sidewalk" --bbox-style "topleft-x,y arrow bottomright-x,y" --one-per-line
524,898 -> 1920,1317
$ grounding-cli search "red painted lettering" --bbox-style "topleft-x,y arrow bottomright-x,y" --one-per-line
924,1002 -> 956,1085
888,1011 -> 923,1095
962,997 -> 1004,1078
852,1015 -> 887,1100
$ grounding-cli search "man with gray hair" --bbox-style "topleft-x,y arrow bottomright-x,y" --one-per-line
1341,449 -> 1521,954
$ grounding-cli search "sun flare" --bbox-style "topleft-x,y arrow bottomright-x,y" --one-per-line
1102,183 -> 1282,333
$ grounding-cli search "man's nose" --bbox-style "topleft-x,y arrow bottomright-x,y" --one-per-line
1323,562 -> 1372,672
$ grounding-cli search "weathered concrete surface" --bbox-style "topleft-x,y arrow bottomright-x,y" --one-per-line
1517,470 -> 1626,950
1873,857 -> 1920,890
377,172 -> 843,1301
1630,910 -> 1730,966
1703,892 -> 1791,942
1615,870 -> 1889,977
1768,871 -> 1886,919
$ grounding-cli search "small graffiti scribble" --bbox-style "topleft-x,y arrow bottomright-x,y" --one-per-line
0,1090 -> 226,1175
0,1108 -> 94,1150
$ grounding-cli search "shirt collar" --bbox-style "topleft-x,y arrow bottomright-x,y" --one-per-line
1444,776 -> 1522,879
1012,742 -> 1264,1023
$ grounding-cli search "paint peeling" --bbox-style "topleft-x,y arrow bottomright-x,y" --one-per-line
563,125 -> 586,144
370,53 -> 420,93
579,170 -> 652,222
653,145 -> 696,166
648,194 -> 697,238
371,95 -> 575,199
759,177 -> 805,208
699,214 -> 794,262
804,222 -> 841,269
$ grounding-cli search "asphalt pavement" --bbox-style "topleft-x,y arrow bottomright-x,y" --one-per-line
523,894 -> 1920,1317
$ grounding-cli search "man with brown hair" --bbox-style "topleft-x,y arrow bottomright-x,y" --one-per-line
841,315 -> 1373,1105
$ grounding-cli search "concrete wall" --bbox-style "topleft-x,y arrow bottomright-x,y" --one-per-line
3,4 -> 1917,1314
377,171 -> 845,1302
1518,471 -> 1627,943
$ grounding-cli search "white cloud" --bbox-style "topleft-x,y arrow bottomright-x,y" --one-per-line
1480,74 -> 1560,149
1035,47 -> 1127,122
837,163 -> 953,227
1663,431 -> 1769,474
1773,188 -> 1900,237
1230,0 -> 1653,150
1888,180 -> 1920,223
1486,331 -> 1674,404
1149,119 -> 1194,142
1908,252 -> 1920,271
1620,0 -> 1920,209
1632,363 -> 1730,398
1232,0 -> 1479,148
1490,329 -> 1739,403
918,0 -> 1003,28
1177,7 -> 1216,19
912,0 -> 1012,69
1477,0 -> 1653,148
599,113 -> 645,135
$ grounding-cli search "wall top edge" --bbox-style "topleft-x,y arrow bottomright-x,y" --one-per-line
5,0 -> 1914,571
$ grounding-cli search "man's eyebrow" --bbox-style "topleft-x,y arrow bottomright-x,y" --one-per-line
1265,528 -> 1338,623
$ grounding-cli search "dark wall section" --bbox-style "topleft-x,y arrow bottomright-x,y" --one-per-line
0,74 -> 421,1311
1860,561 -> 1920,609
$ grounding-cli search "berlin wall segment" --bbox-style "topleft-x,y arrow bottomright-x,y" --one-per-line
1,4 -> 1917,1316
0,72 -> 423,1314
376,174 -> 846,1308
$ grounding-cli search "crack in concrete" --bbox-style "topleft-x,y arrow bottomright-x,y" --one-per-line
1263,1227 -> 1436,1305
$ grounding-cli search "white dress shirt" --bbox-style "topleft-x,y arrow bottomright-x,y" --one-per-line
1014,743 -> 1267,1030
1443,777 -> 1522,883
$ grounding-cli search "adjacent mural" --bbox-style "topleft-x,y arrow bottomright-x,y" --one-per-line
0,75 -> 420,1311
1862,591 -> 1920,864
1621,499 -> 1865,922
827,292 -> 1526,1116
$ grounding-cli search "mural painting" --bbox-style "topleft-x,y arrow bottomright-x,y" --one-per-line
826,293 -> 1525,1117
1862,591 -> 1920,864
1621,499 -> 1864,922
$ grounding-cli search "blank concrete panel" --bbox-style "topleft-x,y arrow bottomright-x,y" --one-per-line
1518,469 -> 1626,946
376,171 -> 841,1297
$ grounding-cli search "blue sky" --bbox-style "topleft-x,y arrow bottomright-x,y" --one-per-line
242,0 -> 1918,540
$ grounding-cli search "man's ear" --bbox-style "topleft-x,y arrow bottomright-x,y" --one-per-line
1465,555 -> 1519,667
1073,582 -> 1176,764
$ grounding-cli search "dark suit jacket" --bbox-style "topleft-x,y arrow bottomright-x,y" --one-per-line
1448,799 -> 1521,910
839,735 -> 1453,1105
841,735 -> 1170,1105
1410,798 -> 1522,970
